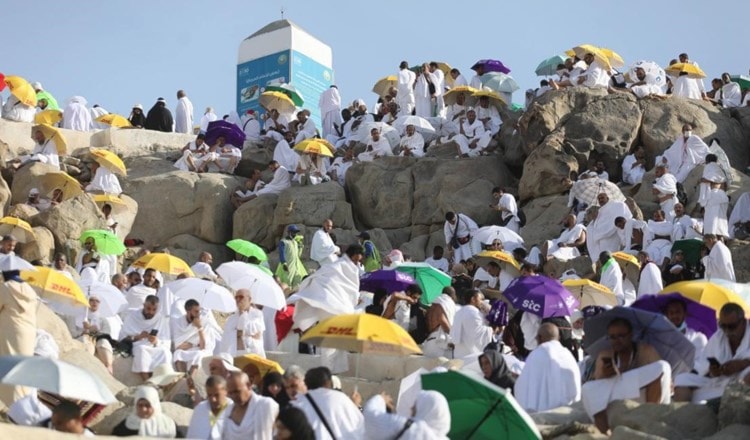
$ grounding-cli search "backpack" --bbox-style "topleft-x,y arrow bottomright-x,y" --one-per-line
676,182 -> 688,206
517,209 -> 527,227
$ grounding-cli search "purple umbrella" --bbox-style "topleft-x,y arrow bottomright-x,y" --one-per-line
631,293 -> 717,338
503,275 -> 579,318
205,120 -> 246,149
360,270 -> 415,294
471,59 -> 511,74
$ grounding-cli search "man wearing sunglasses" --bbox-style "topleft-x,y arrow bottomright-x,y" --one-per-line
674,303 -> 750,403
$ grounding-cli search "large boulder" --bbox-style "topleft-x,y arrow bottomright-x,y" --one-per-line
717,379 -> 750,429
89,127 -> 195,159
233,194 -> 280,251
5,202 -> 39,222
9,161 -> 61,204
164,233 -> 234,267
17,226 -> 55,264
111,194 -> 139,242
0,119 -> 93,157
273,182 -> 355,232
519,195 -> 568,246
31,194 -> 106,249
347,157 -> 416,229
518,133 -> 578,201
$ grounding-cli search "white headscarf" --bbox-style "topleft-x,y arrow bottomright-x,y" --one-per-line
413,391 -> 451,437
126,386 -> 176,438
7,392 -> 52,426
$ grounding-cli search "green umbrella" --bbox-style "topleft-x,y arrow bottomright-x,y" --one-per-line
79,230 -> 125,256
226,239 -> 268,262
421,370 -> 541,440
535,54 -> 567,76
264,84 -> 304,107
251,263 -> 273,276
394,262 -> 451,305
671,239 -> 703,267
730,75 -> 750,90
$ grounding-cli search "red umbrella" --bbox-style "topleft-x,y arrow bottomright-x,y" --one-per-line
0,73 -> 6,91
275,305 -> 295,343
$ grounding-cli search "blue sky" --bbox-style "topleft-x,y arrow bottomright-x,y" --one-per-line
3,1 -> 748,118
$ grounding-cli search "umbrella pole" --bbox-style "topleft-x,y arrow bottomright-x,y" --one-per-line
354,353 -> 361,394
466,397 -> 503,440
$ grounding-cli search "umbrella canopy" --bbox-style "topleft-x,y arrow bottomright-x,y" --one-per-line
632,293 -> 717,338
443,86 -> 480,107
39,171 -> 83,201
0,73 -> 4,91
562,279 -> 618,308
659,281 -> 750,317
95,113 -> 132,128
473,250 -> 521,277
628,60 -> 667,88
3,75 -> 37,107
79,229 -> 125,256
360,270 -> 416,294
90,149 -> 127,176
570,44 -> 612,71
583,307 -> 696,375
20,266 -> 88,308
571,178 -> 626,206
205,120 -> 246,148
599,48 -> 625,68
670,239 -> 703,267
503,275 -> 580,318
33,124 -> 67,155
730,75 -> 750,90
535,55 -> 567,76
372,75 -> 397,96
226,239 -> 268,262
234,354 -> 284,380
394,262 -> 452,305
665,62 -> 706,79
0,254 -> 35,271
471,59 -> 511,74
164,278 -> 236,313
392,115 -> 436,135
301,313 -> 422,355
0,217 -> 36,243
710,279 -> 750,307
259,91 -> 296,115
264,84 -> 304,107
0,355 -> 117,404
355,121 -> 400,147
216,261 -> 285,309
293,138 -> 335,157
132,253 -> 194,276
472,226 -> 524,250
92,194 -> 128,217
421,370 -> 541,440
613,251 -> 640,286
79,279 -> 128,317
479,73 -> 519,94
34,109 -> 63,125
472,90 -> 507,112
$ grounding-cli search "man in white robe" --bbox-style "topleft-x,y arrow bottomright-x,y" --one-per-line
674,303 -> 750,403
449,68 -> 469,88
652,164 -> 679,221
449,289 -> 497,360
515,323 -> 581,413
598,251 -> 627,305
218,289 -> 266,357
296,152 -> 328,185
262,109 -> 289,143
716,73 -> 742,108
358,128 -> 393,162
171,300 -> 221,374
587,193 -> 633,260
1,95 -> 35,122
397,61 -> 416,117
310,219 -> 340,266
622,146 -> 646,185
89,105 -> 109,130
319,85 -> 342,139
223,372 -> 277,440
644,210 -> 673,267
442,92 -> 468,138
443,211 -> 478,264
663,298 -> 708,368
577,53 -> 611,88
295,367 -> 364,440
637,251 -> 663,297
450,109 -> 491,157
702,234 -> 735,281
328,147 -> 354,186
398,125 -> 424,157
294,110 -> 317,144
475,96 -> 502,136
672,74 -> 705,100
414,65 -> 437,118
656,124 -> 709,182
272,130 -> 299,172
122,295 -> 172,381
174,90 -> 194,134
698,153 -> 728,207
200,107 -> 218,134
62,96 -> 91,131
241,110 -> 261,146
703,185 -> 729,238
236,161 -> 292,205
187,375 -> 233,440
728,192 -> 750,239
11,127 -> 60,169
429,62 -> 446,116
422,287 -> 457,358
86,161 -> 122,195
190,252 -> 218,280
492,187 -> 520,233
672,203 -> 703,241
545,214 -> 586,261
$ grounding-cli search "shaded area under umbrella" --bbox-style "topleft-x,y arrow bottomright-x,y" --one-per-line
205,120 -> 246,148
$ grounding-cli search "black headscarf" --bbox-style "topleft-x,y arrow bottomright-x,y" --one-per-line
145,101 -> 174,132
261,372 -> 290,409
479,349 -> 516,391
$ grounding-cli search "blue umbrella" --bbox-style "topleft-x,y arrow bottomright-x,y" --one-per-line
535,55 -> 567,76
631,293 -> 717,338
205,120 -> 246,149
480,72 -> 520,93
471,59 -> 511,74
583,307 -> 696,375
360,270 -> 415,294
503,275 -> 579,318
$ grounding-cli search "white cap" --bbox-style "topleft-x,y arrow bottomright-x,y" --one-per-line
133,103 -> 143,110
29,188 -> 40,196
31,82 -> 43,91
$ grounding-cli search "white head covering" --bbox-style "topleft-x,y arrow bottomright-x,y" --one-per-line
7,392 -> 52,426
126,386 -> 176,437
31,82 -> 43,91
413,391 -> 451,437
133,104 -> 143,110
34,329 -> 60,359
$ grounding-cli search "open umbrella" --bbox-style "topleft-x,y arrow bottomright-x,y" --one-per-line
0,355 -> 116,404
730,75 -> 750,90
79,229 -> 125,256
294,138 -> 335,157
0,217 -> 36,243
264,84 -> 304,107
234,354 -> 284,384
421,370 -> 541,440
360,270 -> 416,294
583,307 -> 696,375
20,266 -> 88,308
472,89 -> 507,110
205,120 -> 246,149
79,278 -> 128,317
443,86 -> 480,107
3,75 -> 37,107
33,124 -> 67,155
503,275 -> 579,318
164,278 -> 236,313
39,171 -> 83,200
471,226 -> 524,251
613,251 -> 640,286
0,73 -> 4,91
562,279 -> 617,308
535,55 -> 567,76
355,121 -> 400,147
90,149 -> 127,176
479,73 -> 519,94
394,262 -> 452,305
259,91 -> 296,115
628,60 -> 667,89
710,279 -> 750,307
216,261 -> 285,309
632,293 -> 717,338
570,44 -> 612,71
471,59 -> 511,74
34,109 -> 63,125
599,48 -> 625,68
92,194 -> 129,218
95,113 -> 132,128
473,250 -> 521,277
665,62 -> 706,79
372,75 -> 398,96
226,239 -> 268,262
659,280 -> 750,317
570,178 -> 626,206
392,115 -> 436,135
0,254 -> 35,271
670,239 -> 703,267
132,253 -> 194,276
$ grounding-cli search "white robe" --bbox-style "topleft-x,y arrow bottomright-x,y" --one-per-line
187,399 -> 233,440
397,69 -> 417,116
89,106 -> 109,130
449,305 -> 493,359
62,101 -> 91,131
587,201 -> 633,260
653,173 -> 678,220
200,112 -> 218,133
672,215 -> 703,241
637,262 -> 663,297
121,309 -> 172,373
86,167 -> 122,195
174,97 -> 194,134
657,135 -> 710,183
600,260 -> 625,305
582,360 -> 672,417
310,229 -> 340,266
241,116 -> 261,144
728,192 -> 750,238
329,157 -> 353,186
497,193 -> 520,233
358,137 -> 393,162
452,119 -> 491,157
581,60 -> 611,88
644,220 -> 673,266
422,294 -> 457,358
547,224 -> 585,261
174,141 -> 209,171
272,139 -> 299,172
364,394 -> 448,440
1,95 -> 35,122
703,189 -> 729,237
222,394 -> 278,440
672,75 -> 704,100
256,166 -> 291,196
443,213 -> 478,263
622,154 -> 645,185
469,75 -> 483,90
698,163 -> 728,207
319,87 -> 342,139
415,73 -> 437,118
475,105 -> 502,136
295,388 -> 364,440
190,262 -> 217,280
399,132 -> 425,157
295,118 -> 317,144
218,308 -> 266,357
515,340 -> 581,413
296,154 -> 327,185
22,139 -> 60,168
171,310 -> 221,367
718,82 -> 742,108
702,241 -> 735,282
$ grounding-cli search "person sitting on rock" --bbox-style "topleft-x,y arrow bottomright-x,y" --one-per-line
358,127 -> 393,162
112,385 -> 178,437
230,168 -> 265,209
581,317 -> 671,434
121,295 -> 172,382
49,400 -> 95,436
621,145 -> 646,186
174,134 -> 210,173
398,124 -> 425,157
449,108 -> 491,158
86,160 -> 122,195
7,126 -> 61,170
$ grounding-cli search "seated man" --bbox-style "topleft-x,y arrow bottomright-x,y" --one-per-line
515,323 -> 581,413
475,95 -> 502,136
544,214 -> 586,261
8,126 -> 61,170
294,110 -> 317,144
450,109 -> 491,157
674,303 -> 750,403
582,317 -> 671,433
329,147 -> 355,186
261,109 -> 289,143
643,209 -> 673,268
621,146 -> 646,185
122,295 -> 172,381
234,161 -> 291,205
272,130 -> 299,173
295,152 -> 328,186
358,128 -> 393,162
86,160 -> 122,195
174,134 -> 210,172
171,299 -> 221,377
230,168 -> 264,209
663,297 -> 707,365
398,124 -> 424,157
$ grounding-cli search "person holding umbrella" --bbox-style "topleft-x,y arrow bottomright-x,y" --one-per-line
276,225 -> 307,289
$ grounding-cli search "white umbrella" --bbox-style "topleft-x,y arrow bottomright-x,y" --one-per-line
79,279 -> 128,317
396,367 -> 428,416
471,226 -> 525,252
164,278 -> 236,313
628,60 -> 667,89
356,122 -> 400,148
216,262 -> 286,310
0,255 -> 35,271
392,115 -> 436,135
0,355 -> 117,404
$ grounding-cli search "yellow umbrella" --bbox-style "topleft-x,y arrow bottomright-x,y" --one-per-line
473,250 -> 521,277
612,251 -> 640,285
34,109 -> 63,125
132,253 -> 194,277
301,313 -> 422,355
570,44 -> 612,71
472,89 -> 506,111
660,281 -> 750,317
3,75 -> 37,107
562,279 -> 617,308
39,172 -> 83,201
32,124 -> 67,155
600,48 -> 625,68
95,113 -> 132,128
0,217 -> 36,243
20,266 -> 88,307
234,354 -> 284,386
372,75 -> 398,96
443,86 -> 480,107
665,62 -> 706,79
294,138 -> 335,157
90,149 -> 127,176
92,194 -> 128,217
259,91 -> 296,115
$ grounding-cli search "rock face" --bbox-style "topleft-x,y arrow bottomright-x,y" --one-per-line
31,194 -> 107,250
